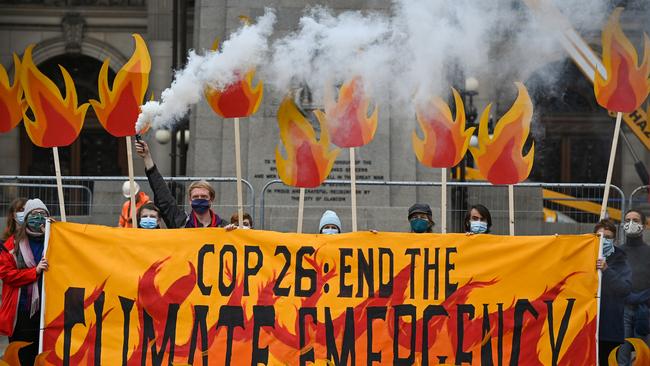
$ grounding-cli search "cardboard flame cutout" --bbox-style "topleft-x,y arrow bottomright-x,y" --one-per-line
470,83 -> 534,185
21,45 -> 89,148
275,97 -> 340,188
412,88 -> 475,168
204,39 -> 263,119
0,54 -> 23,133
594,7 -> 650,113
315,77 -> 378,148
90,34 -> 151,137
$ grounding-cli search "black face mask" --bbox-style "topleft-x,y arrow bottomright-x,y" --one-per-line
191,199 -> 210,214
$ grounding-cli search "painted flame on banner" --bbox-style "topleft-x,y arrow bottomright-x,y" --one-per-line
315,77 -> 378,148
594,7 -> 650,113
204,39 -> 263,119
90,34 -> 151,137
275,97 -> 340,188
0,54 -> 23,133
21,45 -> 88,148
412,88 -> 474,168
469,82 -> 534,185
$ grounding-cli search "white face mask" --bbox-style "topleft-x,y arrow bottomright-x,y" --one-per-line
321,228 -> 339,235
624,221 -> 644,238
14,211 -> 25,225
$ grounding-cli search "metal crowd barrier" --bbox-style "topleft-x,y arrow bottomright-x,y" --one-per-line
260,179 -> 626,234
0,176 -> 255,228
628,185 -> 650,213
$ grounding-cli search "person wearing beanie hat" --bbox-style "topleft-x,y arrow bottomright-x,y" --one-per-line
0,198 -> 50,365
408,203 -> 435,233
319,210 -> 342,234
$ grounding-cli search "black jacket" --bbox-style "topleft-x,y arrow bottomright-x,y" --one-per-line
144,164 -> 225,229
599,247 -> 632,343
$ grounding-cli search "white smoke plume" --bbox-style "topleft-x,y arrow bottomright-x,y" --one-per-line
137,0 -> 615,131
136,8 -> 277,131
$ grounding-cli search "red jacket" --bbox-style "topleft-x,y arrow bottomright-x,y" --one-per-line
0,235 -> 38,336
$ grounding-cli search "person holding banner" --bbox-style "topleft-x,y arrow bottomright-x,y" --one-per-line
593,219 -> 631,365
1,197 -> 27,247
619,209 -> 650,365
463,204 -> 492,234
136,202 -> 162,229
229,212 -> 253,229
0,199 -> 50,366
118,181 -> 151,228
319,210 -> 342,234
408,203 -> 435,233
135,140 -> 227,228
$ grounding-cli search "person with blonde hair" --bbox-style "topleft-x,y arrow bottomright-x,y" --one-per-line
135,140 -> 226,228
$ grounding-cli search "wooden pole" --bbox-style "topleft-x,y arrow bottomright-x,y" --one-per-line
600,112 -> 622,220
508,184 -> 515,235
595,232 -> 604,366
234,117 -> 244,226
52,147 -> 66,222
349,147 -> 358,232
441,168 -> 447,233
126,136 -> 137,228
297,188 -> 305,233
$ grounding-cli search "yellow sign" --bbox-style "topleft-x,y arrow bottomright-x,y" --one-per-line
42,222 -> 599,365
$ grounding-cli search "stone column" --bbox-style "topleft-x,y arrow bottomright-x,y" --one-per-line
146,0 -> 174,176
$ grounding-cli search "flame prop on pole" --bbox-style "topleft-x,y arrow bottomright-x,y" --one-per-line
315,77 -> 378,232
0,54 -> 23,133
91,34 -> 151,228
21,45 -> 89,221
469,82 -> 534,235
205,35 -> 264,229
412,88 -> 474,233
276,97 -> 340,232
594,8 -> 650,220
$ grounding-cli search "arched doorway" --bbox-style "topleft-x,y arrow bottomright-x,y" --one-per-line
19,53 -> 128,176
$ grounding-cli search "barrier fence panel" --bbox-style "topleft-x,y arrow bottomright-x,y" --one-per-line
0,176 -> 254,229
260,179 -> 626,235
629,185 -> 650,214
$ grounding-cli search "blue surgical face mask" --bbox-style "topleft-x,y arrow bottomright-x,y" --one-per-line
602,238 -> 615,257
470,220 -> 488,234
410,218 -> 430,233
140,217 -> 158,229
191,199 -> 211,214
321,228 -> 339,235
14,211 -> 25,225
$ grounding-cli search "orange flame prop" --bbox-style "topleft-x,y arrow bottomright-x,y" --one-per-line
21,45 -> 88,148
90,34 -> 151,137
412,88 -> 474,168
275,97 -> 340,188
469,82 -> 534,185
316,77 -> 378,148
204,39 -> 263,119
0,54 -> 23,133
594,7 -> 650,113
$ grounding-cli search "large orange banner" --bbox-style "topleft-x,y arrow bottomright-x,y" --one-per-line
41,222 -> 599,365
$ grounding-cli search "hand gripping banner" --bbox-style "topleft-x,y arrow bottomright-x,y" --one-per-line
41,222 -> 599,365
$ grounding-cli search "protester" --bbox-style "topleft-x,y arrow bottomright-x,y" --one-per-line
1,197 -> 27,246
229,212 -> 253,229
408,203 -> 434,233
0,199 -> 50,366
135,140 -> 226,228
118,181 -> 151,228
463,204 -> 492,234
137,202 -> 162,229
593,219 -> 631,365
618,209 -> 650,366
319,210 -> 341,234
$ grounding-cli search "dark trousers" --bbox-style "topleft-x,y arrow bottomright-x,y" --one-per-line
8,309 -> 40,366
599,341 -> 621,366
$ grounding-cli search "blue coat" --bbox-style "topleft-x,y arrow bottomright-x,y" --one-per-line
600,248 -> 632,343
